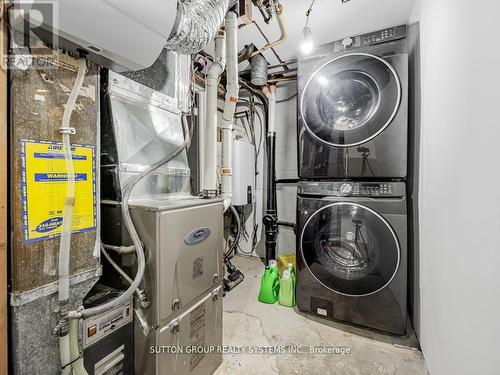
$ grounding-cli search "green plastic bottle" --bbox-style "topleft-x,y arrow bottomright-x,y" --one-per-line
278,263 -> 296,307
258,260 -> 280,304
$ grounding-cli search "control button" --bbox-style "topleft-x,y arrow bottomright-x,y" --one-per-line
88,325 -> 97,337
339,183 -> 353,196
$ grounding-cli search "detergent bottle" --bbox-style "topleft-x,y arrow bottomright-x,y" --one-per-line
278,263 -> 296,307
258,260 -> 280,304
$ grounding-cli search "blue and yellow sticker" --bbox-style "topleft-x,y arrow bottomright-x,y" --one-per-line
20,139 -> 97,243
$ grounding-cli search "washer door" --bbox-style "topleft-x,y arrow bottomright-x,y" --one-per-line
300,53 -> 401,147
300,202 -> 400,296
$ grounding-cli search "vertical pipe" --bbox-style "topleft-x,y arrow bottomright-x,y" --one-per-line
57,57 -> 87,375
203,31 -> 226,196
221,11 -> 238,210
263,85 -> 277,265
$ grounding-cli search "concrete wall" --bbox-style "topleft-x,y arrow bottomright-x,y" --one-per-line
410,1 -> 500,374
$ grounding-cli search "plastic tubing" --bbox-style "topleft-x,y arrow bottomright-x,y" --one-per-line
57,56 -> 87,375
69,113 -> 191,320
69,319 -> 88,375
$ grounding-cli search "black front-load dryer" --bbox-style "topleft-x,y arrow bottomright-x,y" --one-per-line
298,25 -> 408,179
296,181 -> 407,335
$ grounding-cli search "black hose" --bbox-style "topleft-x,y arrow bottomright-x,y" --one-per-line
225,204 -> 242,259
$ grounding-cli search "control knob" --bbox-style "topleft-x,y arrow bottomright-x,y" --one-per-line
339,183 -> 353,196
342,37 -> 353,48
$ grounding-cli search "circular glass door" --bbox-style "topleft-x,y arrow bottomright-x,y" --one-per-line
300,53 -> 401,147
300,202 -> 400,296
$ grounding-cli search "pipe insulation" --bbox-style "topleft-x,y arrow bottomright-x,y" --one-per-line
57,57 -> 87,375
203,31 -> 226,195
221,11 -> 239,210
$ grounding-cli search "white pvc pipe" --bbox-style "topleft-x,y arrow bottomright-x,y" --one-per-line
203,31 -> 226,194
221,11 -> 238,210
263,85 -> 276,134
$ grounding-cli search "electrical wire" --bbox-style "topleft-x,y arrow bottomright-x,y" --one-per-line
277,93 -> 297,103
225,204 -> 242,259
305,0 -> 316,28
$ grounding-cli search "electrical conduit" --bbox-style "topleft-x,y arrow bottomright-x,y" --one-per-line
203,30 -> 226,196
57,56 -> 87,375
221,11 -> 238,210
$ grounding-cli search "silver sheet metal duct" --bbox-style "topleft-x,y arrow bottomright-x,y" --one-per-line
101,50 -> 192,201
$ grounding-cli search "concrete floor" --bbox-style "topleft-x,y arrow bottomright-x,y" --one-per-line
214,256 -> 428,375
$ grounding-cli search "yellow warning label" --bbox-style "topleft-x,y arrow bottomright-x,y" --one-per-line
20,139 -> 97,243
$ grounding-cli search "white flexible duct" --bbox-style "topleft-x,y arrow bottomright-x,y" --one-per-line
203,30 -> 226,195
221,11 -> 238,211
57,57 -> 87,375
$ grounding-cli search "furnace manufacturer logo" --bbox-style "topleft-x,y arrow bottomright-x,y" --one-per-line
5,1 -> 59,70
184,227 -> 211,245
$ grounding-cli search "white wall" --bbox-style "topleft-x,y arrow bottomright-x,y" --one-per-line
275,81 -> 298,256
411,1 -> 500,374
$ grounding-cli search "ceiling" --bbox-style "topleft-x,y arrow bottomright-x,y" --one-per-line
237,0 -> 416,66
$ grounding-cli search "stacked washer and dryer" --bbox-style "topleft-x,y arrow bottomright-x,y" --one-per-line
296,25 -> 409,335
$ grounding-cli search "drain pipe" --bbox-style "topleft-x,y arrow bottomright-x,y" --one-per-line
203,30 -> 226,197
263,85 -> 277,265
221,11 -> 238,210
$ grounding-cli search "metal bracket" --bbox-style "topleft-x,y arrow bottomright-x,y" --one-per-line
59,127 -> 76,135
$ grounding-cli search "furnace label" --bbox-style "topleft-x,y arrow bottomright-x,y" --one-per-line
20,139 -> 97,243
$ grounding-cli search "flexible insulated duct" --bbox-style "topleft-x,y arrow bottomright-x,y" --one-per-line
166,0 -> 230,54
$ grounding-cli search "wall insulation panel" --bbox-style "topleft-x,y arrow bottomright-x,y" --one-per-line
10,53 -> 100,294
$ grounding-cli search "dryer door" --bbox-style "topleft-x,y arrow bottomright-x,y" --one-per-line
300,202 -> 400,296
300,53 -> 401,147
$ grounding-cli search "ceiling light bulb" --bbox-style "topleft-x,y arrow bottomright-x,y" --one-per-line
301,26 -> 314,54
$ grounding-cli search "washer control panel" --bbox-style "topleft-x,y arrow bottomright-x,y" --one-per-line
360,183 -> 393,196
298,181 -> 405,198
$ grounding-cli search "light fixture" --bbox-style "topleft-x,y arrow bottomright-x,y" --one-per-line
300,0 -> 316,54
301,26 -> 314,54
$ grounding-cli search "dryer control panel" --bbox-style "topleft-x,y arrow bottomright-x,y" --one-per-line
361,25 -> 407,47
326,25 -> 406,53
298,181 -> 405,198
